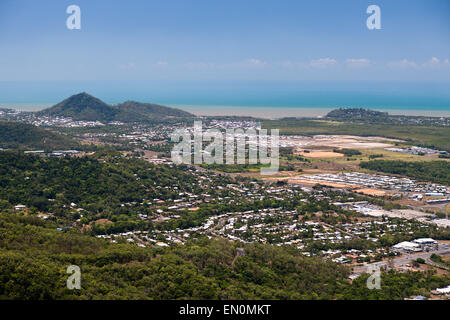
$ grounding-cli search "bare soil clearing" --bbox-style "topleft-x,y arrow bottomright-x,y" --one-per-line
299,151 -> 344,158
354,188 -> 387,197
280,134 -> 400,151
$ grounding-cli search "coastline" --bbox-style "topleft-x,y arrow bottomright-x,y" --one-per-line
2,103 -> 449,120
173,105 -> 450,119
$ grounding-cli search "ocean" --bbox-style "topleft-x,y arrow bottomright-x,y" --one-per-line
1,80 -> 449,118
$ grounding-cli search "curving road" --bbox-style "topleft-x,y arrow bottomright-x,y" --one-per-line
352,247 -> 450,275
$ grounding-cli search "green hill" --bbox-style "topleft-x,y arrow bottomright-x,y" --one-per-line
326,108 -> 389,121
116,101 -> 194,119
38,93 -> 119,121
38,93 -> 194,122
0,121 -> 79,150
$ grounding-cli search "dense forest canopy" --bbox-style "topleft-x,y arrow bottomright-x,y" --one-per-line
0,121 -> 79,150
0,151 -> 200,209
0,150 -> 251,234
0,213 -> 448,300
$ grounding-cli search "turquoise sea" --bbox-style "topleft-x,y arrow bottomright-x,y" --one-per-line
0,81 -> 449,116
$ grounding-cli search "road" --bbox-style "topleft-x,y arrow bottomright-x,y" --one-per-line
352,247 -> 450,275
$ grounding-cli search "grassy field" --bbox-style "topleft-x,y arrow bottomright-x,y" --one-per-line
262,120 -> 450,152
330,148 -> 450,165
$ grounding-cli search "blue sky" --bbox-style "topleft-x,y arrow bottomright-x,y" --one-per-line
0,0 -> 449,82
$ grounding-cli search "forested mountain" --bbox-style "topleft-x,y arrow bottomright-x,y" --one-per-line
1,213 -> 448,300
38,93 -> 119,121
116,101 -> 194,118
38,93 -> 194,122
0,121 -> 79,150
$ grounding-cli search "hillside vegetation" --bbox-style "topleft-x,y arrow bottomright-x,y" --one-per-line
326,108 -> 389,122
38,92 -> 194,122
0,151 -> 217,233
117,101 -> 193,119
0,121 -> 79,150
1,213 -> 448,300
325,108 -> 449,127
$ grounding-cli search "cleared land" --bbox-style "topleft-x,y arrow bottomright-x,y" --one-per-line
281,134 -> 399,150
354,188 -> 387,197
284,178 -> 357,189
263,119 -> 450,152
299,151 -> 344,158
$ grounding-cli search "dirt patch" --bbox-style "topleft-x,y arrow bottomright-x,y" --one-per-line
286,178 -> 357,189
93,219 -> 113,226
299,151 -> 344,158
354,216 -> 379,223
141,150 -> 161,160
354,188 -> 387,197
417,263 -> 449,276
280,135 -> 398,151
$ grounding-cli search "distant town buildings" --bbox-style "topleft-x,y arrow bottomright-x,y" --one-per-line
385,146 -> 447,156
393,238 -> 438,252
